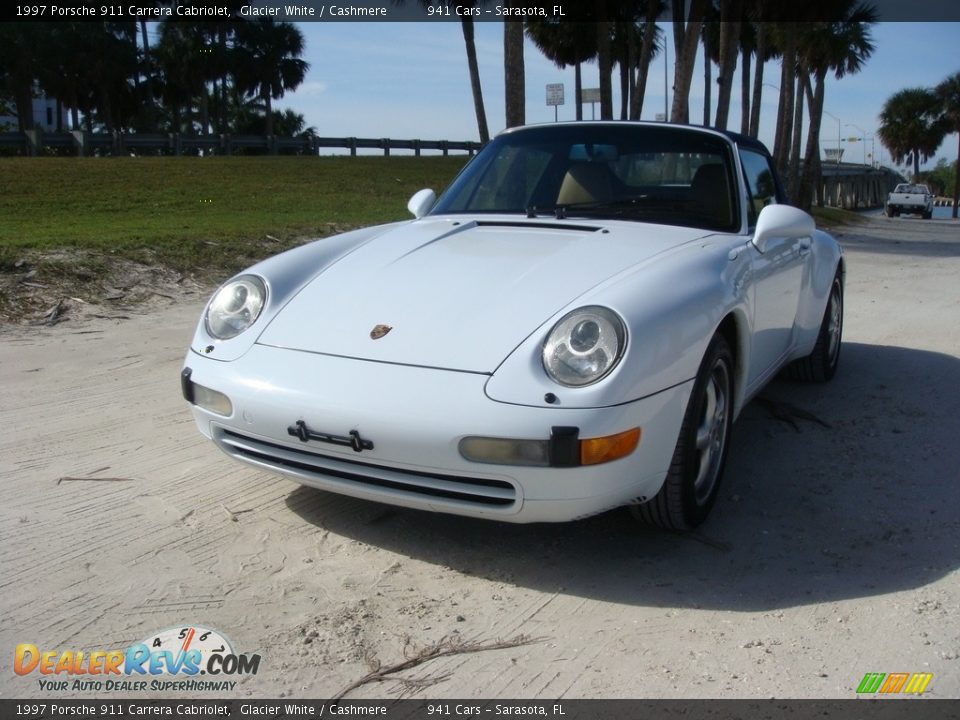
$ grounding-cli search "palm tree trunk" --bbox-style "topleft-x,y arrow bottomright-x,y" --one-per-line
670,0 -> 707,124
575,62 -> 583,121
715,13 -> 741,131
630,8 -> 658,121
748,22 -> 765,138
798,72 -> 825,212
627,25 -> 638,120
200,86 -> 210,135
15,83 -> 34,131
703,39 -> 711,126
597,21 -> 614,120
504,19 -> 525,129
461,17 -> 489,143
953,133 -> 959,217
619,61 -> 629,120
265,93 -> 273,137
787,74 -> 805,203
140,21 -> 152,88
740,41 -> 751,135
774,23 -> 796,182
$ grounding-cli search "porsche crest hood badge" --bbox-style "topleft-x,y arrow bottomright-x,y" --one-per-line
370,324 -> 393,340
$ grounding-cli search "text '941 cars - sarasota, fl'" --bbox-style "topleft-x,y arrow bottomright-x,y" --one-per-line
182,122 -> 844,529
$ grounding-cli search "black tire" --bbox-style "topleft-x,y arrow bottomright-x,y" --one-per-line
633,333 -> 734,530
782,269 -> 843,383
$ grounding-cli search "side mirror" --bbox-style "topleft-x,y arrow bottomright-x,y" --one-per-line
752,204 -> 814,253
407,188 -> 436,219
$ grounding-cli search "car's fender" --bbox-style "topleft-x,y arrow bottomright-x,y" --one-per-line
188,221 -> 406,362
485,232 -> 754,411
788,228 -> 844,362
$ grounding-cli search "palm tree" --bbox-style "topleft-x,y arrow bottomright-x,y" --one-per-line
460,13 -> 490,142
877,87 -> 947,180
597,20 -> 614,119
37,23 -> 94,131
392,0 -> 489,142
772,22 -> 797,181
608,2 -> 662,121
796,4 -> 877,210
700,12 -> 720,127
155,23 -> 209,134
747,11 -> 780,138
233,19 -> 308,138
629,0 -> 665,120
0,23 -> 43,131
504,11 -> 525,128
713,0 -> 743,131
935,71 -> 960,218
669,0 -> 709,123
525,18 -> 597,121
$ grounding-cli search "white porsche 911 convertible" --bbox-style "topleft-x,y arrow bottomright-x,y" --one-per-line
182,122 -> 843,529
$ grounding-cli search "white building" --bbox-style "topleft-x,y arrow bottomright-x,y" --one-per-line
0,94 -> 70,132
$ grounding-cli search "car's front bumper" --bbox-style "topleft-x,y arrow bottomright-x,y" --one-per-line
183,344 -> 692,523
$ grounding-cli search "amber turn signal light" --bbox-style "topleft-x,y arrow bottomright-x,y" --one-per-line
580,427 -> 642,466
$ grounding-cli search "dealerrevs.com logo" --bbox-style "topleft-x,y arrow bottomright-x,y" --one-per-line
14,625 -> 261,692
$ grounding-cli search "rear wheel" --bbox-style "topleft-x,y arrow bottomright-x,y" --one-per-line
783,269 -> 843,382
633,333 -> 734,530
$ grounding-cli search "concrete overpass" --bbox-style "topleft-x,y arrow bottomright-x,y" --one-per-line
817,162 -> 906,210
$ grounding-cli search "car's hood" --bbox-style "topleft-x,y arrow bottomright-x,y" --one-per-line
256,217 -> 707,373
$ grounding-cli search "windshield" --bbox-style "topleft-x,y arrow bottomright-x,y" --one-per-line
431,124 -> 740,232
894,184 -> 927,194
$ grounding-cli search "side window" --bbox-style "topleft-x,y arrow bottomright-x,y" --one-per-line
739,150 -> 777,227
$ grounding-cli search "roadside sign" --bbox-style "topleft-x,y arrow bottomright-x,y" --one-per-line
546,83 -> 564,122
546,84 -> 565,106
580,88 -> 601,104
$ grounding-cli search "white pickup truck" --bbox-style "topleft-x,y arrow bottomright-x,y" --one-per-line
885,183 -> 933,218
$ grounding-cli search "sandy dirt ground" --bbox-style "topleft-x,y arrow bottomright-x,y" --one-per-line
1,215 -> 958,701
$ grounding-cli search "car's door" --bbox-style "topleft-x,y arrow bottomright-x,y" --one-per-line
740,149 -> 809,390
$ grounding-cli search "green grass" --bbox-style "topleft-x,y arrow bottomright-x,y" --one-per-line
810,205 -> 870,228
0,155 -> 468,275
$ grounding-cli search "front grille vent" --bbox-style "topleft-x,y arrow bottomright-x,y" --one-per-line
217,428 -> 517,509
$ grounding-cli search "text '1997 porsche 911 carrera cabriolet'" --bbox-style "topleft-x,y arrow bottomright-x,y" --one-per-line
182,122 -> 844,529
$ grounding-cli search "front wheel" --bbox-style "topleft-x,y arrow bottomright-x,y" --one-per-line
633,333 -> 734,530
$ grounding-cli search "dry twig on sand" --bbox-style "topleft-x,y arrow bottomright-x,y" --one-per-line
334,634 -> 543,701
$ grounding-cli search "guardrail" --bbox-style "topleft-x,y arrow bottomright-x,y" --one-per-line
0,130 -> 482,157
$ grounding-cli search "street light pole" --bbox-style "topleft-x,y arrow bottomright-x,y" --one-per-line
847,123 -> 867,166
824,111 -> 841,165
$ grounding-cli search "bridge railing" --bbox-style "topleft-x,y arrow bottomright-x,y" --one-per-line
0,130 -> 482,157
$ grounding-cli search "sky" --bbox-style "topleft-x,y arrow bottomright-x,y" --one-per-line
268,21 -> 960,172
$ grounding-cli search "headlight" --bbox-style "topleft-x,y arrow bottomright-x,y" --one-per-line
205,275 -> 267,339
542,306 -> 626,386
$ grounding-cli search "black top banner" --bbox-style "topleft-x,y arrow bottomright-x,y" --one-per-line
3,0 -> 960,23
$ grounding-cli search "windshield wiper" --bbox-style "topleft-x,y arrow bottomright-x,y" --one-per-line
527,197 -> 647,220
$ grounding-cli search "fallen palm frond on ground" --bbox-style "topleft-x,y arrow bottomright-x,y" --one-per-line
334,633 -> 544,701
